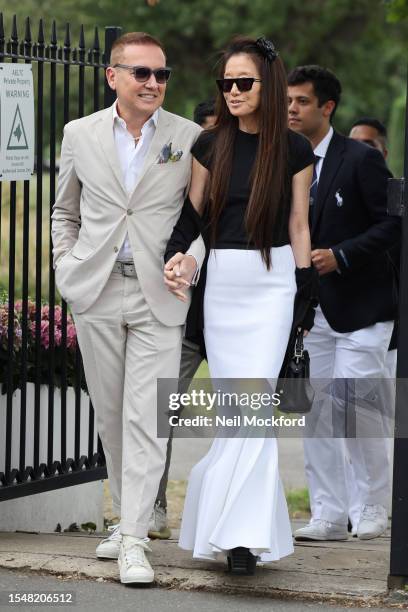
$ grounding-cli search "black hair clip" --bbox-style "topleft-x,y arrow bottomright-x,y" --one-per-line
256,37 -> 278,62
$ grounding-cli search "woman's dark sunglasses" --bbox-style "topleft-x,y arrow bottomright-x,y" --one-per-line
216,77 -> 262,93
113,64 -> 172,84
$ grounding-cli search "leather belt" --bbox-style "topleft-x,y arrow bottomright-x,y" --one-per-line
113,261 -> 137,277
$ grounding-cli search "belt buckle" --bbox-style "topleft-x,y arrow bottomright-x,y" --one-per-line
122,262 -> 134,277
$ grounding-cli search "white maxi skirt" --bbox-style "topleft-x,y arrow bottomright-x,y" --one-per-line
179,246 -> 297,562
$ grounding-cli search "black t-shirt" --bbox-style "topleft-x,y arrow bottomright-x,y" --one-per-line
191,128 -> 314,248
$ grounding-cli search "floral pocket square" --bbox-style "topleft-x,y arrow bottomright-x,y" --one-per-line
157,142 -> 183,164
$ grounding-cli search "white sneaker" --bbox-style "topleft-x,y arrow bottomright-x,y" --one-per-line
294,519 -> 348,541
96,524 -> 122,559
357,504 -> 388,540
148,502 -> 171,539
118,535 -> 154,584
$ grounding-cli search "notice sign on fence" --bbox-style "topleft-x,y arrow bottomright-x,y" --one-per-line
0,63 -> 34,181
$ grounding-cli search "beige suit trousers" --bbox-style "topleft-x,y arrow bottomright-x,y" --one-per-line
73,270 -> 182,538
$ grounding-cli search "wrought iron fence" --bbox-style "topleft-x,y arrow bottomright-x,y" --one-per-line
0,13 -> 122,500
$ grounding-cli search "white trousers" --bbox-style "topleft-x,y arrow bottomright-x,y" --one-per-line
303,306 -> 393,525
345,347 -> 396,528
73,271 -> 182,537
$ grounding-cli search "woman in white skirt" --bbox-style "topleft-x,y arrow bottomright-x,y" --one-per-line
164,35 -> 315,575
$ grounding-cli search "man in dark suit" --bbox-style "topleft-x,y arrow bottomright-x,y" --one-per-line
287,66 -> 400,541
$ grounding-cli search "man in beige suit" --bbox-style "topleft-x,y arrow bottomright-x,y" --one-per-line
51,32 -> 203,584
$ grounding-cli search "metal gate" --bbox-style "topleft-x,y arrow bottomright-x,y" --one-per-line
0,13 -> 122,500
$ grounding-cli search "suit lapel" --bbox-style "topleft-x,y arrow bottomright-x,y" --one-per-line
129,107 -> 173,195
95,105 -> 128,200
312,132 -> 346,234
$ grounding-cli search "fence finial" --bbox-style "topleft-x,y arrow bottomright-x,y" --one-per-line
93,27 -> 100,51
51,20 -> 57,46
24,17 -> 32,43
11,14 -> 18,41
38,18 -> 45,44
0,13 -> 4,43
79,24 -> 85,50
64,22 -> 71,48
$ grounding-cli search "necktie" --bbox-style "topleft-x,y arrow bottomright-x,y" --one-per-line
309,154 -> 320,206
309,154 -> 320,224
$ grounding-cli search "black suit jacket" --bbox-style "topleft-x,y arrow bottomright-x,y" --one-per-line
312,131 -> 400,333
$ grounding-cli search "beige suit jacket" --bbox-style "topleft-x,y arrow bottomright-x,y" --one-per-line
51,104 -> 204,324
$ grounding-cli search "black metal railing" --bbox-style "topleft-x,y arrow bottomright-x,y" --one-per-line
0,14 -> 122,500
388,64 -> 408,586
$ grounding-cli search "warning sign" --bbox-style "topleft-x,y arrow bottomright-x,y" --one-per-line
0,64 -> 34,181
7,105 -> 29,150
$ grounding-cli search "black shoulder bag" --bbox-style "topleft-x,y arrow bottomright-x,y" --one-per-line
277,327 -> 314,414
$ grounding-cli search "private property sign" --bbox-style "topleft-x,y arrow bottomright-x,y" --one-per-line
0,63 -> 34,181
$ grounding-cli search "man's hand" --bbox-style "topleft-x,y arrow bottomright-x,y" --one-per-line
164,253 -> 198,302
311,248 -> 339,275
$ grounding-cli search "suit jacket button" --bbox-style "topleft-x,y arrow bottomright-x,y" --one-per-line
127,209 -> 133,216
114,246 -> 119,252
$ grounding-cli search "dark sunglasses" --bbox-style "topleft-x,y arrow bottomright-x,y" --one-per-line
113,64 -> 172,84
216,77 -> 262,93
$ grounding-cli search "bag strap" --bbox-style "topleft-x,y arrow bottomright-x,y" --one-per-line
294,327 -> 304,361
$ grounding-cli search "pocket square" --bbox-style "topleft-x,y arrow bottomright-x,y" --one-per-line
158,142 -> 183,164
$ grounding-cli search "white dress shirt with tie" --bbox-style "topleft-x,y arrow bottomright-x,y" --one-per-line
313,125 -> 333,180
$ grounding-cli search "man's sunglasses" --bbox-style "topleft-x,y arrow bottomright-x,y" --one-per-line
216,77 -> 262,93
113,64 -> 172,84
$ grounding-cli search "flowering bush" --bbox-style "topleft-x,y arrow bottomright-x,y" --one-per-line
0,290 -> 86,393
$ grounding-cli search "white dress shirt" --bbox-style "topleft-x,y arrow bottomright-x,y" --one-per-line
313,125 -> 340,272
314,125 -> 334,180
113,102 -> 158,262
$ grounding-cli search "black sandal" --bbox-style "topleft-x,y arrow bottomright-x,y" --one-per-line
226,547 -> 258,575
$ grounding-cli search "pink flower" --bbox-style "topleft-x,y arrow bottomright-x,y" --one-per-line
41,305 -> 50,320
54,327 -> 62,346
0,305 -> 8,326
14,324 -> 22,349
40,320 -> 50,350
30,320 -> 48,347
54,305 -> 62,325
27,301 -> 36,320
66,323 -> 77,350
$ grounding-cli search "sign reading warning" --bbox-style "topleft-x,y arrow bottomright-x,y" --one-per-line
0,64 -> 34,181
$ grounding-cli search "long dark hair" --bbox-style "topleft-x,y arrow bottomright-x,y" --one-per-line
207,36 -> 289,269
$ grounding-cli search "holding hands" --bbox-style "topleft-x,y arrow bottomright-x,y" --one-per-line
164,253 -> 198,302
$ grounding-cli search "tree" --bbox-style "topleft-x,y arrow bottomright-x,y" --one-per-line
385,0 -> 408,22
1,1 -> 407,172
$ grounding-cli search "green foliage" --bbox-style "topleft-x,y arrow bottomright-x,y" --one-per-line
0,1 -> 406,162
388,93 -> 406,176
385,0 -> 408,22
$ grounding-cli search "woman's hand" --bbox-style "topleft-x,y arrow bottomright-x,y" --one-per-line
164,253 -> 198,302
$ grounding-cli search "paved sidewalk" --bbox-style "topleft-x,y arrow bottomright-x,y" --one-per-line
0,523 -> 403,608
